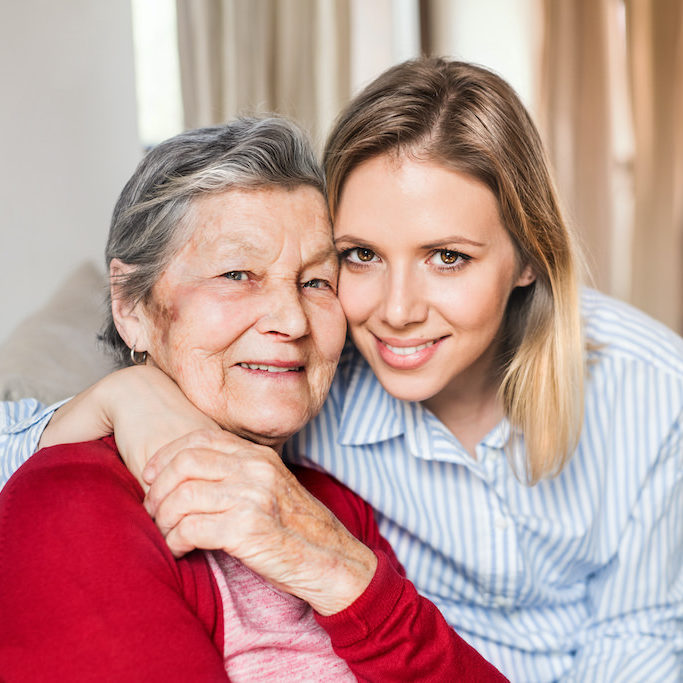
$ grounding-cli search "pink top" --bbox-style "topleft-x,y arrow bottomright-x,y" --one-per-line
206,550 -> 354,681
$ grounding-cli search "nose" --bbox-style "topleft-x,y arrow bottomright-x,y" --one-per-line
380,263 -> 428,328
256,282 -> 310,339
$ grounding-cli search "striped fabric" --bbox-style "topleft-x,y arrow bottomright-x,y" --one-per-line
0,398 -> 69,486
286,289 -> 683,682
2,289 -> 682,681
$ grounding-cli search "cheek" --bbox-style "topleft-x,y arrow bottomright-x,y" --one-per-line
314,299 -> 347,361
338,271 -> 376,325
438,269 -> 516,331
150,289 -> 254,371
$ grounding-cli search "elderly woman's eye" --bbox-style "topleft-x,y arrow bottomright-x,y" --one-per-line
223,271 -> 248,281
343,247 -> 377,264
302,278 -> 331,289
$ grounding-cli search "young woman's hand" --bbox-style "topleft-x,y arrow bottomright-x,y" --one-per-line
39,366 -> 220,488
142,429 -> 378,616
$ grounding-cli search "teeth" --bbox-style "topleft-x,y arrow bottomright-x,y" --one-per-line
238,363 -> 300,373
384,340 -> 435,356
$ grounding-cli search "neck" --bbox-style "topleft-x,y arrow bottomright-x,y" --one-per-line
235,429 -> 285,456
422,344 -> 505,458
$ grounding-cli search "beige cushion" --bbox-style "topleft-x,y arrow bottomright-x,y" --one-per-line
0,261 -> 118,404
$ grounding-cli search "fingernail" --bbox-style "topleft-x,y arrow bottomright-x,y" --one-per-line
142,464 -> 155,483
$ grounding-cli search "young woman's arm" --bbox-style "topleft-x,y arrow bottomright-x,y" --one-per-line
0,366 -> 218,490
570,412 -> 682,681
0,399 -> 68,488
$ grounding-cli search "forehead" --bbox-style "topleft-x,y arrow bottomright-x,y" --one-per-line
335,155 -> 504,241
185,185 -> 333,255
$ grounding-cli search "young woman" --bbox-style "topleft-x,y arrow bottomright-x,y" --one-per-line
2,59 -> 681,682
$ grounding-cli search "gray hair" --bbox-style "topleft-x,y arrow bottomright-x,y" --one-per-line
101,116 -> 325,366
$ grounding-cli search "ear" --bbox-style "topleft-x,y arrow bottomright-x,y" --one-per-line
109,259 -> 151,353
515,263 -> 536,288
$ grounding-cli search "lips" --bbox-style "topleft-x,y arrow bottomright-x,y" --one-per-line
374,335 -> 445,370
382,340 -> 435,356
236,362 -> 303,373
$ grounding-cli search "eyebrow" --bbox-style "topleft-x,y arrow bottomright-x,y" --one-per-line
211,238 -> 338,268
420,235 -> 486,249
306,244 -> 339,267
215,237 -> 261,254
334,234 -> 486,249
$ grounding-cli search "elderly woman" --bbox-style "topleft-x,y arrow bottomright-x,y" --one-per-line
0,117 -> 504,681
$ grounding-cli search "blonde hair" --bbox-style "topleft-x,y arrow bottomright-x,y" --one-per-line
324,58 -> 585,483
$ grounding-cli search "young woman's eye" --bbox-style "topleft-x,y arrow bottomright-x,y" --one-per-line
222,271 -> 249,281
302,278 -> 331,290
430,249 -> 470,267
342,247 -> 378,264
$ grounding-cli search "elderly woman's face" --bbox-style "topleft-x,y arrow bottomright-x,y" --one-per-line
136,186 -> 346,446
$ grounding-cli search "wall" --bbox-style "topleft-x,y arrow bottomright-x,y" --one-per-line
0,0 -> 141,344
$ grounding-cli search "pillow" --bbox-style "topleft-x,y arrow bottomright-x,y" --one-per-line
0,261 -> 119,404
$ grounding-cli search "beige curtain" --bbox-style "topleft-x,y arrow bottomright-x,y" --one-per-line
538,0 -> 617,295
176,0 -> 350,148
539,0 -> 683,332
625,0 -> 683,333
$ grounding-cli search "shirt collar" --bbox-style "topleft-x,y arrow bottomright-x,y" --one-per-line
337,350 -> 405,446
336,345 -> 511,463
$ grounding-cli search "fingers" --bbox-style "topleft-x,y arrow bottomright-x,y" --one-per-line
142,429 -> 250,483
144,444 -> 237,516
164,512 -> 229,558
150,476 -> 238,537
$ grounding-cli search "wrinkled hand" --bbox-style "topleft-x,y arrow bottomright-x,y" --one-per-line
143,429 -> 377,616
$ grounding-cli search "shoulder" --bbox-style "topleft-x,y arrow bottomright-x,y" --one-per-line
582,288 -> 683,380
0,436 -> 220,622
0,438 -> 225,678
1,436 -> 143,523
573,291 -> 682,500
0,436 -> 160,568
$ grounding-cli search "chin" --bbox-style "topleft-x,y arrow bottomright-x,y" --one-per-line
228,408 -> 312,448
372,373 -> 440,403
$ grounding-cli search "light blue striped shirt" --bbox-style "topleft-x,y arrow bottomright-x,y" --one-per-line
2,289 -> 682,681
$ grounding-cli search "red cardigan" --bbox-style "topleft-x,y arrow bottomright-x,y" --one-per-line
0,437 -> 506,682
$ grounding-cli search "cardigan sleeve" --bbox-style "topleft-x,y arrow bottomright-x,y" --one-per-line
295,467 -> 508,682
0,437 -> 227,683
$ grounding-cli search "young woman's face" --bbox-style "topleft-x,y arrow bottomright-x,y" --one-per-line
334,154 -> 534,412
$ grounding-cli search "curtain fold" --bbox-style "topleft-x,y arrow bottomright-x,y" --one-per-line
625,0 -> 683,332
538,0 -> 616,294
176,0 -> 350,148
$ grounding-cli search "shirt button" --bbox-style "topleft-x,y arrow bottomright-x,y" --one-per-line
495,514 -> 511,530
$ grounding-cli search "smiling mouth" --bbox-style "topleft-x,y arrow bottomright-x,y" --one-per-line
237,363 -> 303,373
382,340 -> 436,356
